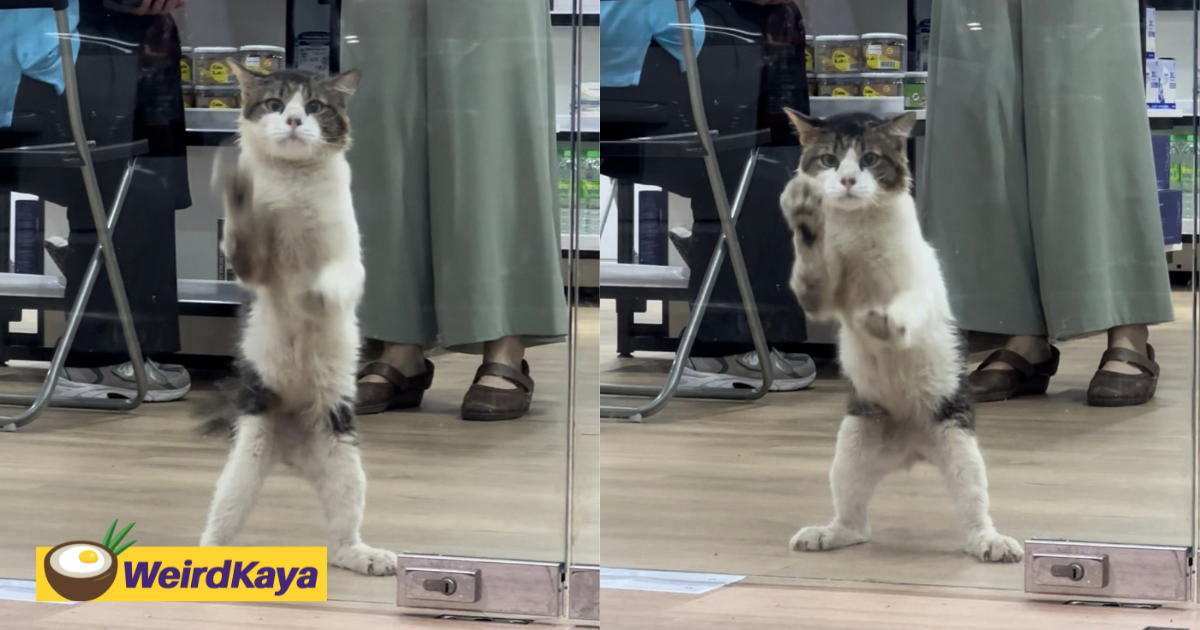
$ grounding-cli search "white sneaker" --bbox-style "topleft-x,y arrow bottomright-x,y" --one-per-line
681,348 -> 816,392
53,360 -> 192,403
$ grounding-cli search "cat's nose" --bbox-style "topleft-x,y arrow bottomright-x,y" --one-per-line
841,177 -> 856,190
286,117 -> 302,128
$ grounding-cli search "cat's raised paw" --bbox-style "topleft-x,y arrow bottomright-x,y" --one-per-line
780,176 -> 824,243
965,532 -> 1023,563
790,524 -> 869,552
331,543 -> 398,576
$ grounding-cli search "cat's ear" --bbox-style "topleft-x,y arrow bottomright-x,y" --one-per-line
227,59 -> 259,90
784,108 -> 823,146
327,69 -> 363,99
876,112 -> 918,139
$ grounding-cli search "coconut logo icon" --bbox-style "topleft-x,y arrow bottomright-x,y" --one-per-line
44,520 -> 137,601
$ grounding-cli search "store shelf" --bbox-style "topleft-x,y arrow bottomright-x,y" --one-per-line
562,233 -> 600,256
550,12 -> 599,27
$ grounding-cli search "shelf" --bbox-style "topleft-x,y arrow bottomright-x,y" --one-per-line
550,12 -> 599,27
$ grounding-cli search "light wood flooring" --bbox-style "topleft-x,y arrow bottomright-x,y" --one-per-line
600,292 -> 1196,590
0,308 -> 599,605
604,581 -> 1200,630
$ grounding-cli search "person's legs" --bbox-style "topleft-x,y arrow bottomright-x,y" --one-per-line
426,0 -> 568,413
343,0 -> 439,411
1021,0 -> 1172,399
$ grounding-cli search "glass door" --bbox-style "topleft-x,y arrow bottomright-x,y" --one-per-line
598,0 -> 1197,603
0,0 -> 595,621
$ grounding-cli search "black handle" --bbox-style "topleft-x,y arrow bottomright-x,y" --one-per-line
0,0 -> 69,10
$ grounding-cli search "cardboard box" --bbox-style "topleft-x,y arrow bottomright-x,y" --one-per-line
1155,57 -> 1177,109
1146,58 -> 1163,109
1160,188 -> 1182,247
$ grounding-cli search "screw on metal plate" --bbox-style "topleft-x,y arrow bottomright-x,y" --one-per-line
423,577 -> 457,596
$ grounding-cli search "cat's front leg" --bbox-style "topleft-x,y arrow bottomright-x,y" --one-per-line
857,293 -> 926,348
781,175 -> 833,318
301,261 -> 366,315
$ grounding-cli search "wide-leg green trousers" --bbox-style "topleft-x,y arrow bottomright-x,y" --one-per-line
918,0 -> 1173,342
343,0 -> 569,354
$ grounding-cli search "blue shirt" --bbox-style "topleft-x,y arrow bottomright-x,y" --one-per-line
600,0 -> 706,88
0,2 -> 81,128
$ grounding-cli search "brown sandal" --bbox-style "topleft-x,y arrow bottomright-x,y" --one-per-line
1087,344 -> 1159,407
968,346 -> 1060,403
355,360 -> 435,415
461,360 -> 534,421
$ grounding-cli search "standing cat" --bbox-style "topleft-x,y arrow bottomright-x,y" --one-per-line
198,62 -> 396,577
780,110 -> 1022,563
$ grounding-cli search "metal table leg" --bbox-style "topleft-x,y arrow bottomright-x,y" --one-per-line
0,9 -> 147,431
600,0 -> 773,421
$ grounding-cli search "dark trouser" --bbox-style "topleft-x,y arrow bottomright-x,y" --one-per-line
0,10 -> 188,366
601,0 -> 809,357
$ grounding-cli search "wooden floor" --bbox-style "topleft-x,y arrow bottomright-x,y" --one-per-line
0,308 -> 599,605
604,581 -> 1200,630
600,292 -> 1196,590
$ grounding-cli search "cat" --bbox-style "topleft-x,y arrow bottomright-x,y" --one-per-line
779,110 -> 1022,563
197,61 -> 396,577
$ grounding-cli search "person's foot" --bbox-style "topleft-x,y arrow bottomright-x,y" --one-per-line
1088,325 -> 1159,407
968,336 -> 1059,403
52,359 -> 191,402
681,348 -> 816,392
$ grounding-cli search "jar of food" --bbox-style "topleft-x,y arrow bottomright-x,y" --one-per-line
807,76 -> 818,97
860,72 -> 903,97
861,33 -> 907,71
194,47 -> 239,85
180,46 -> 193,84
805,35 -> 815,73
195,85 -> 240,109
182,85 -> 195,109
240,45 -> 286,76
817,74 -> 860,97
903,71 -> 927,110
815,35 -> 860,73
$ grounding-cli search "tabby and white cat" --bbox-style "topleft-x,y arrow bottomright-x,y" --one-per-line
198,62 -> 396,577
780,110 -> 1022,563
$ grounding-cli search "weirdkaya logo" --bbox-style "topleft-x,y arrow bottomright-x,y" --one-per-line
37,520 -> 327,602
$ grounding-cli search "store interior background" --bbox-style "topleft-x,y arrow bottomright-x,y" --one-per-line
598,0 -> 1196,592
0,0 -> 598,607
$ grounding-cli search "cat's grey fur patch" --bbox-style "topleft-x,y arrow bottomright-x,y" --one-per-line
933,373 -> 975,432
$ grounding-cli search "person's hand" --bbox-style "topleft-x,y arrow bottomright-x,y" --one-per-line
103,0 -> 188,15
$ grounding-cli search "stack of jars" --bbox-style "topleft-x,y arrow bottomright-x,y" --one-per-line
181,45 -> 286,109
804,33 -> 925,109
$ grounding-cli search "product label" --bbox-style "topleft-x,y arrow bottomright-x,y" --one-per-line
180,58 -> 191,84
208,61 -> 229,84
903,84 -> 926,109
831,50 -> 856,72
867,45 -> 901,70
246,56 -> 262,69
207,99 -> 231,109
863,85 -> 896,97
805,49 -> 813,73
831,86 -> 851,97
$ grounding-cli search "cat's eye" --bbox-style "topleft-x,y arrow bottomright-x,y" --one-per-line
306,101 -> 325,115
819,154 -> 840,168
264,98 -> 285,113
860,153 -> 880,167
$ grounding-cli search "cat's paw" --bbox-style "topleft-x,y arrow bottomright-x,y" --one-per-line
860,308 -> 911,346
330,543 -> 398,576
964,532 -> 1023,563
780,175 -> 824,248
790,524 -> 869,552
792,272 -> 826,316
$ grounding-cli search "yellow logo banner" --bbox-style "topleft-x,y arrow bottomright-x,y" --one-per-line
36,546 -> 328,602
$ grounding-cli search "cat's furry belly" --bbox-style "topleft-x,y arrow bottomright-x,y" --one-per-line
838,325 -> 961,422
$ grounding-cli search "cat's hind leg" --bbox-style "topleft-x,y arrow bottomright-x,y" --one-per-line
200,414 -> 277,546
928,423 -> 1023,563
292,416 -> 397,577
791,408 -> 903,552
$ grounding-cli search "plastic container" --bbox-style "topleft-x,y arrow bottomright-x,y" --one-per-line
180,46 -> 193,84
861,33 -> 907,71
817,74 -> 860,97
860,72 -> 903,97
903,71 -> 927,110
182,85 -> 195,109
193,46 -> 239,85
815,35 -> 860,73
240,45 -> 285,76
195,85 -> 240,109
807,76 -> 818,97
805,35 -> 815,73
